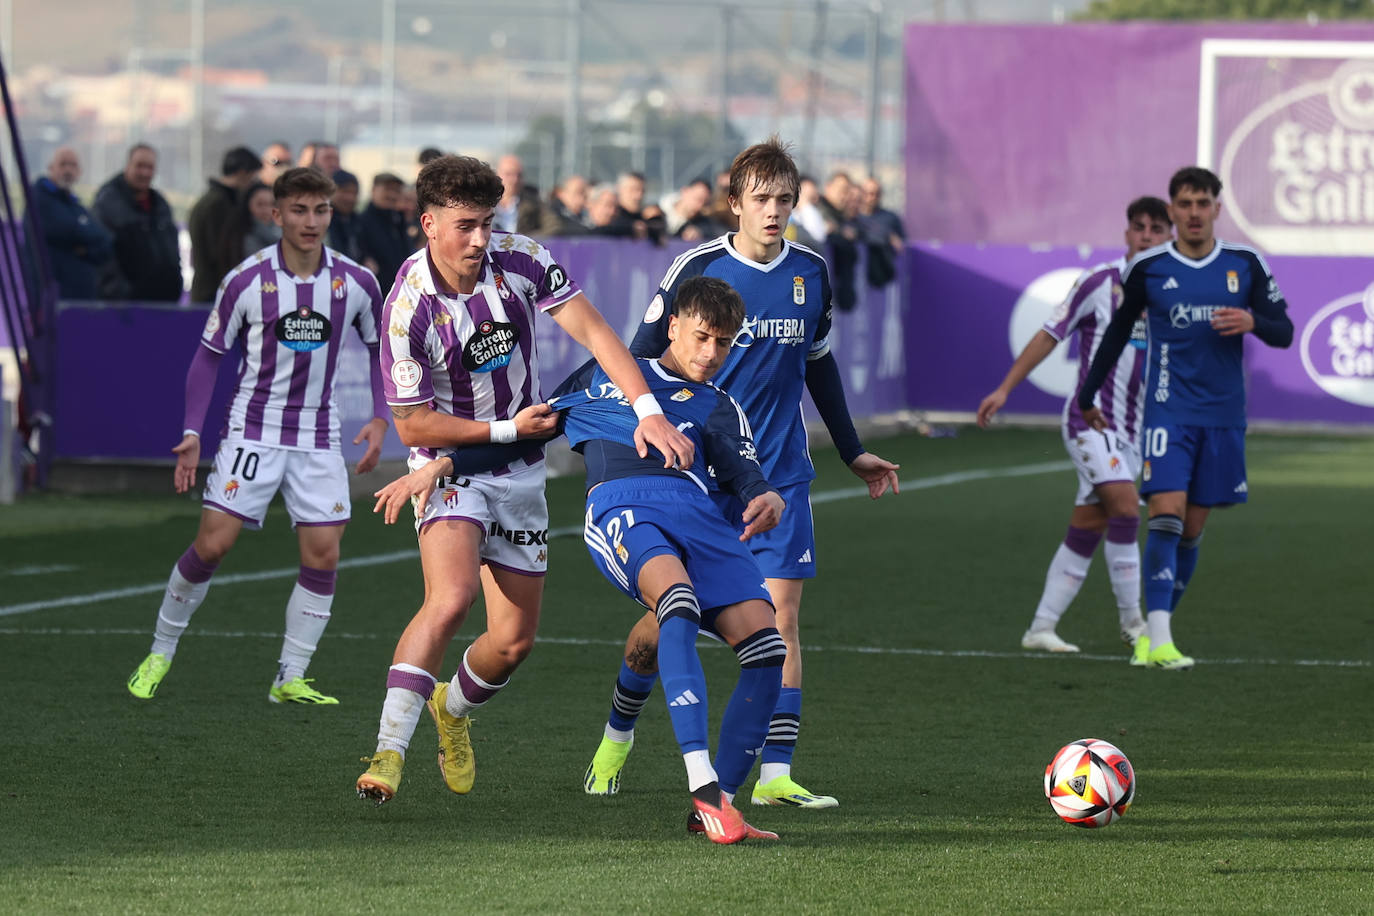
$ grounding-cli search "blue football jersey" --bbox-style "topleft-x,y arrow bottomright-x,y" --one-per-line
629,235 -> 833,488
1081,240 -> 1293,429
551,357 -> 774,505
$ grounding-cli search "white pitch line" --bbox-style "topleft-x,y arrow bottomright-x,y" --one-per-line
0,627 -> 1366,669
0,460 -> 1070,620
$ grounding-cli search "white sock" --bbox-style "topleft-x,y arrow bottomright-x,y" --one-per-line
1030,543 -> 1094,631
276,582 -> 334,684
446,647 -> 507,718
150,565 -> 212,659
1147,610 -> 1174,648
604,725 -> 634,743
376,663 -> 434,757
760,762 -> 791,784
684,749 -> 717,792
1103,538 -> 1142,627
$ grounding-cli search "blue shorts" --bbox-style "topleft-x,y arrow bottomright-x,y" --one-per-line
583,477 -> 772,619
712,480 -> 817,580
1140,424 -> 1248,506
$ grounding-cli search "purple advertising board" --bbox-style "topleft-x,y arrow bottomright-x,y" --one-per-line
52,239 -> 910,462
904,22 -> 1374,254
905,242 -> 1374,428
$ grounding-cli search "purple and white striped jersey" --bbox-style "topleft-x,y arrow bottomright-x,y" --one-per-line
380,233 -> 581,461
201,243 -> 383,451
1042,258 -> 1147,442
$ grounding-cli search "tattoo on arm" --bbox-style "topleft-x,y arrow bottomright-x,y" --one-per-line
390,403 -> 423,420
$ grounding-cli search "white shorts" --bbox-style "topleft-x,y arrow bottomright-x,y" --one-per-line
1062,428 -> 1141,507
410,457 -> 549,576
202,438 -> 350,529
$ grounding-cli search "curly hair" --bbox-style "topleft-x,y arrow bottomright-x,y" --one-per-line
416,155 -> 504,213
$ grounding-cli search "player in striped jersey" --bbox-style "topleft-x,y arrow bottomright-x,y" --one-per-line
582,138 -> 901,810
126,167 -> 390,704
356,156 -> 693,806
976,197 -> 1171,657
1077,167 -> 1293,670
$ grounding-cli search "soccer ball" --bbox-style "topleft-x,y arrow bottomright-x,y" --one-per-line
1044,738 -> 1135,828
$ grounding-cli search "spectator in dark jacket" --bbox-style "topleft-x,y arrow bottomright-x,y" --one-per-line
538,174 -> 589,237
92,143 -> 183,302
357,172 -> 411,297
818,171 -> 860,312
32,146 -> 112,299
327,169 -> 364,262
495,154 -> 548,235
187,146 -> 262,302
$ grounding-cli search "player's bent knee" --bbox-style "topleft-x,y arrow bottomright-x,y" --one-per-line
625,637 -> 659,674
734,626 -> 787,669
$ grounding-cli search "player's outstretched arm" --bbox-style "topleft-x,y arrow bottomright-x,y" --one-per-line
848,452 -> 900,499
372,455 -> 453,525
352,417 -> 390,475
550,292 -> 694,469
740,490 -> 785,541
172,434 -> 201,494
977,330 -> 1058,427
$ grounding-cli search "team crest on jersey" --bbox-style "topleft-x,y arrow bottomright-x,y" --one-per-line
493,273 -> 511,300
275,305 -> 332,352
462,320 -> 519,373
262,281 -> 278,294
442,487 -> 461,508
223,479 -> 240,500
1226,270 -> 1239,294
670,388 -> 694,402
615,542 -> 629,564
793,276 -> 806,305
1143,460 -> 1152,482
332,276 -> 346,299
1109,456 -> 1121,471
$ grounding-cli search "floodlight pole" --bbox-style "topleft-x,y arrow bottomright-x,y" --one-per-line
381,0 -> 396,158
562,0 -> 582,179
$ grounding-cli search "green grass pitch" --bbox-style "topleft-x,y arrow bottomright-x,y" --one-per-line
1,429 -> 1370,913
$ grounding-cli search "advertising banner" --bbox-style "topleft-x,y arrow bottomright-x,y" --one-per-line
905,243 -> 1374,428
904,23 -> 1374,253
53,239 -> 910,461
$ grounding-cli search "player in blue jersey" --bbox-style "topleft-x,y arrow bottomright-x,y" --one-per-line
1076,166 -> 1293,670
581,138 -> 901,808
375,277 -> 787,844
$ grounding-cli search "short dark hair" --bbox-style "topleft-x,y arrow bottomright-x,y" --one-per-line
222,146 -> 263,177
673,276 -> 745,335
418,147 -> 445,165
127,142 -> 156,161
273,166 -> 336,202
332,169 -> 359,189
415,155 -> 503,213
1126,196 -> 1171,226
729,135 -> 800,201
371,172 -> 404,190
1168,166 -> 1221,200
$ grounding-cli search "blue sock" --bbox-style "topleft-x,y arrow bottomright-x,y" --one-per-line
607,661 -> 658,733
714,628 -> 785,795
1143,515 -> 1183,613
656,586 -> 709,755
1171,533 -> 1203,612
761,687 -> 803,767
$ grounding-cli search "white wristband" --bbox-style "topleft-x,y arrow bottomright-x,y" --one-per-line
182,430 -> 201,439
632,394 -> 664,421
489,419 -> 518,444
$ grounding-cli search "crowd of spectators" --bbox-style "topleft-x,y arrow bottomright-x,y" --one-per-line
33,141 -> 905,305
